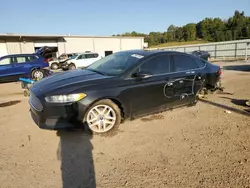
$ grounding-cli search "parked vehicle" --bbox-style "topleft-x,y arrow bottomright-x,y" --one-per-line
29,50 -> 222,134
49,53 -> 78,70
191,50 -> 211,61
0,46 -> 57,83
62,52 -> 101,70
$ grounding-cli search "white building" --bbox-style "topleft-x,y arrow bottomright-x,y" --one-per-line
0,33 -> 144,57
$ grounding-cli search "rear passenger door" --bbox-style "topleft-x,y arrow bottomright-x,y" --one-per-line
12,55 -> 37,77
169,54 -> 206,107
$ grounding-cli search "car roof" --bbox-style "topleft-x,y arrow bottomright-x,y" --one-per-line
120,49 -> 186,57
78,52 -> 98,55
0,53 -> 38,58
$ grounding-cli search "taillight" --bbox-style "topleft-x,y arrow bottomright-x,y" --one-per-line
218,68 -> 222,76
44,59 -> 49,63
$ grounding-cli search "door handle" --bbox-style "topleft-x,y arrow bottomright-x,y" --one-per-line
166,82 -> 173,86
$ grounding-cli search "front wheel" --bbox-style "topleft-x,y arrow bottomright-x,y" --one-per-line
68,63 -> 76,70
84,99 -> 121,134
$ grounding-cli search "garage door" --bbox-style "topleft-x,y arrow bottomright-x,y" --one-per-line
34,40 -> 58,47
0,40 -> 8,57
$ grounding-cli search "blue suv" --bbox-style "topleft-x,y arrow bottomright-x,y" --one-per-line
0,46 -> 56,83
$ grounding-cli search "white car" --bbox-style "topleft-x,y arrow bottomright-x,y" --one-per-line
64,52 -> 102,70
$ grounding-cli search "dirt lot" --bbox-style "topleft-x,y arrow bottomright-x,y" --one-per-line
0,61 -> 250,188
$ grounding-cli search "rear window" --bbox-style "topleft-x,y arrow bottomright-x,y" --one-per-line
195,59 -> 206,68
173,54 -> 201,72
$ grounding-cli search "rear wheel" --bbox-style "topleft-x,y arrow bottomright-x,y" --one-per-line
31,69 -> 45,80
68,63 -> 76,70
84,99 -> 121,134
51,63 -> 59,70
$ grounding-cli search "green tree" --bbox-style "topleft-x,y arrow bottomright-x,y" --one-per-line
167,25 -> 176,42
175,27 -> 184,41
116,10 -> 250,47
215,31 -> 225,41
225,30 -> 232,41
183,23 -> 196,41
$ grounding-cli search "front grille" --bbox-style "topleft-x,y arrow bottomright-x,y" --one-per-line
29,92 -> 43,111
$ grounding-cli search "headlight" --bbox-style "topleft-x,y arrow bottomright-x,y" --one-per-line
45,93 -> 87,103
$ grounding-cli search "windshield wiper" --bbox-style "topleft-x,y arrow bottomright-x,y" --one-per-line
87,69 -> 107,76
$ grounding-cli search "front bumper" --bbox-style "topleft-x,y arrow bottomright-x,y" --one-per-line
60,62 -> 69,69
30,101 -> 88,130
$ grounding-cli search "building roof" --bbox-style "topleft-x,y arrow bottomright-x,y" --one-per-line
0,33 -> 144,39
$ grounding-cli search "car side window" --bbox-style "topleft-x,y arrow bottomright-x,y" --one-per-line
139,54 -> 171,75
25,56 -> 37,62
77,55 -> 84,59
16,56 -> 26,63
0,57 -> 12,65
195,59 -> 206,68
173,54 -> 200,72
85,54 -> 95,59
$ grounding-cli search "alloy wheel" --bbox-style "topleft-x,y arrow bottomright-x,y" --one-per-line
33,70 -> 44,80
86,105 -> 116,133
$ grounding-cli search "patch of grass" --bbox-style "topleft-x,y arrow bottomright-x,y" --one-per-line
149,40 -> 208,48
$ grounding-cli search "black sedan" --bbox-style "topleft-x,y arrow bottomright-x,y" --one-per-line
29,50 -> 222,134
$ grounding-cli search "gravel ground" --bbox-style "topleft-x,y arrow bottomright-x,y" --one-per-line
0,61 -> 249,188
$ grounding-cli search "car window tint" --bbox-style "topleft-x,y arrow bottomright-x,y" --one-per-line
195,59 -> 206,68
0,57 -> 11,65
173,55 -> 200,72
77,55 -> 84,59
93,53 -> 99,58
85,54 -> 95,58
16,57 -> 26,63
140,55 -> 171,75
26,56 -> 37,62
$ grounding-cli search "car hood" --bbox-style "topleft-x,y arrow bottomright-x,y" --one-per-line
31,69 -> 111,96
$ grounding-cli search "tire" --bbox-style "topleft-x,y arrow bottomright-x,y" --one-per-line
51,63 -> 59,70
83,99 -> 121,134
62,67 -> 68,71
68,63 -> 76,70
31,69 -> 45,80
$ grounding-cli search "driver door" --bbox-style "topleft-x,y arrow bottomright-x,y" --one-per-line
75,54 -> 86,68
127,54 -> 174,117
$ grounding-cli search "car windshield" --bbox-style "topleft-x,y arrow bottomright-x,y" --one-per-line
70,54 -> 78,59
86,51 -> 143,76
